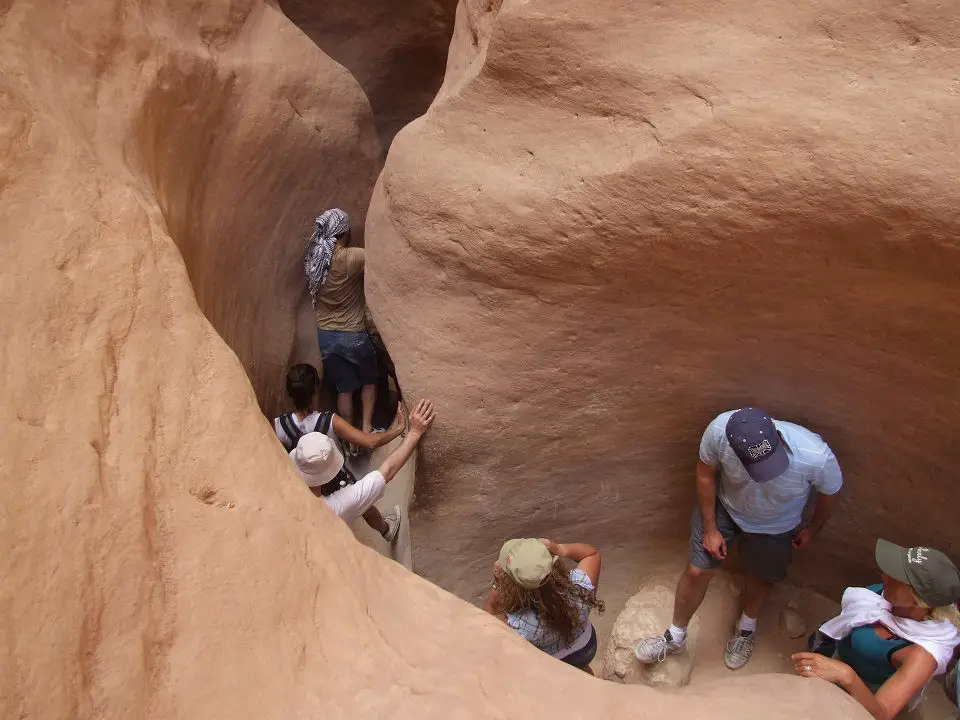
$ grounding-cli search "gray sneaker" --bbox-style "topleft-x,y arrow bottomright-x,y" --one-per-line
724,630 -> 756,670
634,629 -> 686,664
381,505 -> 402,543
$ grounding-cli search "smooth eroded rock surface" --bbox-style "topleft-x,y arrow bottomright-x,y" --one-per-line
0,0 -> 935,718
601,584 -> 700,687
112,0 -> 381,414
279,0 -> 458,146
367,0 -> 960,601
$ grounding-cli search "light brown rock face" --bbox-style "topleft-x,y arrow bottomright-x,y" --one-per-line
367,0 -> 960,601
0,0 -> 930,718
64,0 -> 383,415
279,0 -> 457,147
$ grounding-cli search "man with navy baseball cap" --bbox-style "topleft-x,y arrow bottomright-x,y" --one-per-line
635,407 -> 843,671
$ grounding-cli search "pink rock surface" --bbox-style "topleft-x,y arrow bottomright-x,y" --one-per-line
367,0 -> 960,602
0,0 -> 929,717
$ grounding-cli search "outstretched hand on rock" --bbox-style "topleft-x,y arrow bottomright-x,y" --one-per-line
792,652 -> 853,686
408,399 -> 436,437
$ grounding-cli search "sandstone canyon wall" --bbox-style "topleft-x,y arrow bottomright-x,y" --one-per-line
0,0 -> 866,716
367,0 -> 960,600
84,0 -> 381,415
278,0 -> 458,148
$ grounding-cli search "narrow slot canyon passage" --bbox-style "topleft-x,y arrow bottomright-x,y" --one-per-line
3,0 -> 960,719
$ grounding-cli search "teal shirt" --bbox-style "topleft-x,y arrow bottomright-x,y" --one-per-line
837,584 -> 913,689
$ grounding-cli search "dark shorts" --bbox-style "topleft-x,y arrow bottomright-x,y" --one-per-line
317,329 -> 378,394
561,624 -> 597,669
689,501 -> 796,583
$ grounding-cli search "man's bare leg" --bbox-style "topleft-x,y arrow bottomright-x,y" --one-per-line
724,573 -> 771,670
360,384 -> 376,434
337,391 -> 354,427
672,564 -> 715,628
362,507 -> 388,535
741,573 -> 773,625
635,564 -> 714,663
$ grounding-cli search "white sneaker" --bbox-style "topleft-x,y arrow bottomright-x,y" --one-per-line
380,505 -> 402,543
724,630 -> 756,670
634,629 -> 686,664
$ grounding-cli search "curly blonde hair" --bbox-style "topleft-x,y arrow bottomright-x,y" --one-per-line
491,563 -> 604,644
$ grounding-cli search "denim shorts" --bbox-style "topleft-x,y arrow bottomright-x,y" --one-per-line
317,329 -> 378,394
689,500 -> 796,583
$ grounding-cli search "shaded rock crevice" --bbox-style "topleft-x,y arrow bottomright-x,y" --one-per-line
278,0 -> 458,148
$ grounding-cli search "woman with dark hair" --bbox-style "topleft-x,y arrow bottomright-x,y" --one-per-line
273,363 -> 407,542
793,539 -> 960,719
483,538 -> 604,673
273,363 -> 405,455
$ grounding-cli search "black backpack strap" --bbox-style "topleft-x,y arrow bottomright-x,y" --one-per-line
279,413 -> 305,450
315,411 -> 349,456
315,411 -> 334,436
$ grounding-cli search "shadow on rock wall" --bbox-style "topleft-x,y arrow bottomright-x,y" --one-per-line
278,0 -> 457,148
0,0 -> 895,717
367,0 -> 960,601
130,11 -> 382,414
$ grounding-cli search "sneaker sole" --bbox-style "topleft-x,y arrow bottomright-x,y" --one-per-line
724,658 -> 750,670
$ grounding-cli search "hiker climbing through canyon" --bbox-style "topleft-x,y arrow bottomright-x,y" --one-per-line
289,399 -> 437,543
634,407 -> 843,670
273,363 -> 406,454
484,538 -> 604,674
793,539 -> 960,720
273,362 -> 408,541
304,208 -> 380,444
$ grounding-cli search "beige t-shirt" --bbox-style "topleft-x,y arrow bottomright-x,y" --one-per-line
315,246 -> 366,332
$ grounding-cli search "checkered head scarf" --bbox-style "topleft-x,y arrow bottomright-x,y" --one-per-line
304,208 -> 350,306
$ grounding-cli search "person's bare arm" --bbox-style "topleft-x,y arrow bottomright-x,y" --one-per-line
332,404 -> 406,450
541,540 -> 601,587
377,400 -> 435,483
794,646 -> 936,720
696,461 -> 726,559
808,491 -> 839,534
849,646 -> 936,720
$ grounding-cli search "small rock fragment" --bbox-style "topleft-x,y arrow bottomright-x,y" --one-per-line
779,606 -> 807,639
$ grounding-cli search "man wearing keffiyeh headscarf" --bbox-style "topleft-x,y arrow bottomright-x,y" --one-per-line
304,208 -> 351,304
304,207 -> 380,437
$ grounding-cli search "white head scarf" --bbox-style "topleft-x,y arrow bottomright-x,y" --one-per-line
304,208 -> 350,306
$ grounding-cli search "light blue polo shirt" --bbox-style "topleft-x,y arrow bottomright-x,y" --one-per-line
699,411 -> 843,534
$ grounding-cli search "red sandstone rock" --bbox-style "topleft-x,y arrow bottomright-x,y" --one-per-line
279,0 -> 457,147
0,0 -> 908,717
367,0 -> 960,604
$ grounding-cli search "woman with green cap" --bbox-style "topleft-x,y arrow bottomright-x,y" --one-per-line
483,538 -> 604,673
792,538 -> 960,719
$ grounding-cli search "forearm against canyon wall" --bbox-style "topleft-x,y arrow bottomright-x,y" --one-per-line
366,0 -> 960,599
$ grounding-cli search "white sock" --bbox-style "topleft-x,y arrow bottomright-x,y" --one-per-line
668,624 -> 688,643
738,613 -> 757,634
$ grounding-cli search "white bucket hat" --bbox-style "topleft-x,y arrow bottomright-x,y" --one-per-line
290,432 -> 344,488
